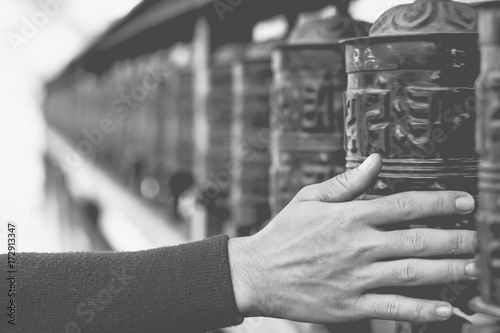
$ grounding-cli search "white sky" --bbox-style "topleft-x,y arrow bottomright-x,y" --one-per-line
0,0 -> 484,252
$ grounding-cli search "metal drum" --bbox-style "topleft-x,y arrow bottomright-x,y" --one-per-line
270,13 -> 369,215
342,1 -> 479,332
468,1 -> 500,332
230,41 -> 280,236
203,44 -> 246,236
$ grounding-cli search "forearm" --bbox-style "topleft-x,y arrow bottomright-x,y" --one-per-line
0,235 -> 242,333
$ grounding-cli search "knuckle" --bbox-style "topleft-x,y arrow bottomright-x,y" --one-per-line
436,193 -> 446,215
394,193 -> 414,218
411,303 -> 428,322
407,231 -> 427,255
398,262 -> 419,285
335,295 -> 354,312
450,232 -> 466,255
380,298 -> 400,319
334,172 -> 353,192
443,262 -> 458,283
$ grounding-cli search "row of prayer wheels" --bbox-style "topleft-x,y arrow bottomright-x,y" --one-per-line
45,49 -> 194,208
43,0 -> 500,332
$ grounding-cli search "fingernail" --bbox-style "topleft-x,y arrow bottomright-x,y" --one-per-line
455,196 -> 475,213
358,155 -> 373,171
465,262 -> 479,278
436,305 -> 452,319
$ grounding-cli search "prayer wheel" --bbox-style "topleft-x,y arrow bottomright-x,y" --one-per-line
155,53 -> 180,205
155,48 -> 195,211
107,63 -> 129,178
342,0 -> 479,332
166,65 -> 196,217
137,54 -> 166,202
158,55 -> 179,179
166,46 -> 195,180
109,61 -> 131,182
120,59 -> 141,190
176,67 -> 194,175
468,1 -> 500,332
230,41 -> 280,236
97,73 -> 114,171
203,44 -> 246,236
135,56 -> 161,198
270,12 -> 369,215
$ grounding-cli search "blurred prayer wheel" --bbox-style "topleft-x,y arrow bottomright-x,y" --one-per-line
469,1 -> 500,332
110,61 -> 131,183
270,12 -> 369,215
342,0 -> 479,332
156,47 -> 195,212
230,41 -> 280,236
204,44 -> 247,236
156,54 -> 180,204
168,45 -> 195,177
134,56 -> 162,199
176,67 -> 194,175
98,73 -> 116,172
120,59 -> 142,190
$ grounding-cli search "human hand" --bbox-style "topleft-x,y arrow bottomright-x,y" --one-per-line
228,154 -> 478,324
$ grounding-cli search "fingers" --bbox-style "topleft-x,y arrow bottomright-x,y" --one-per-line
364,259 -> 477,289
356,191 -> 475,226
379,229 -> 476,258
358,294 -> 454,322
295,154 -> 382,203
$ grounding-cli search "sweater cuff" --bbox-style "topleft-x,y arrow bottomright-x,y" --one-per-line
171,235 -> 244,331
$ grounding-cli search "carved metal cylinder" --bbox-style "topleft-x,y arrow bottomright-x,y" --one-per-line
270,15 -> 368,216
471,1 -> 500,331
230,42 -> 278,236
342,1 -> 479,332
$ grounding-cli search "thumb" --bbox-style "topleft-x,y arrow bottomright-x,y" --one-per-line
295,154 -> 382,203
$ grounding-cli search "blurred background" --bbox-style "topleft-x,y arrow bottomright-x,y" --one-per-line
0,0 -> 144,252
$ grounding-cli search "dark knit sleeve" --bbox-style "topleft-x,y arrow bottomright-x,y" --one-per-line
0,235 -> 243,333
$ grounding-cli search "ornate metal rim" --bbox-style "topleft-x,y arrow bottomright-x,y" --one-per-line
340,32 -> 478,46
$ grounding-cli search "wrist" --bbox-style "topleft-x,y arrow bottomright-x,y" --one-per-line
228,236 -> 264,317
